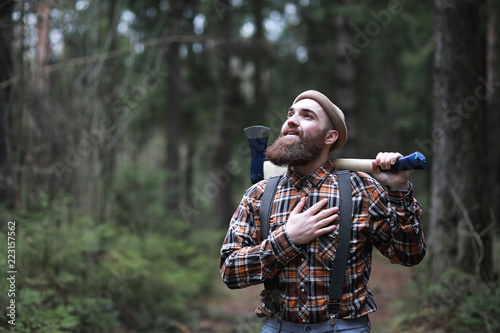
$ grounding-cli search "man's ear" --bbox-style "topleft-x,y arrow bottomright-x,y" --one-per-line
325,129 -> 338,146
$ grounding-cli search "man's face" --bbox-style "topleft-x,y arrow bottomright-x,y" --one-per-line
265,99 -> 333,166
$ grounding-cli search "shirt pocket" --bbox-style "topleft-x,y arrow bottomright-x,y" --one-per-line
317,232 -> 339,268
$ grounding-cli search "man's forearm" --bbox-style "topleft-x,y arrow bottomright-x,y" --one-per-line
220,224 -> 301,288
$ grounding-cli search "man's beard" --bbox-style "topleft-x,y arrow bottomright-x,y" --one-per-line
265,128 -> 329,167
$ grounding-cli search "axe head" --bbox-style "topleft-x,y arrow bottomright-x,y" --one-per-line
244,126 -> 271,184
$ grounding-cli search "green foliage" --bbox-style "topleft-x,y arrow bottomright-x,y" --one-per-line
0,210 -> 120,332
112,134 -> 171,233
0,164 -> 221,332
101,228 -> 220,330
389,268 -> 500,333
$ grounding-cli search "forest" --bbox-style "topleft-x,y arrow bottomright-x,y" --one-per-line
0,0 -> 499,332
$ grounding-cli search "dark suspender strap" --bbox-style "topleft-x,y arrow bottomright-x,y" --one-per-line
328,170 -> 352,324
259,176 -> 282,317
260,176 -> 281,241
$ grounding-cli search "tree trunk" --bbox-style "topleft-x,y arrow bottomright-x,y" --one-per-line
0,0 -> 14,204
14,0 -> 27,213
211,7 -> 236,227
251,0 -> 267,126
28,0 -> 53,208
165,1 -> 183,213
334,13 -> 359,158
486,0 -> 500,229
384,58 -> 401,151
430,0 -> 492,281
98,0 -> 120,220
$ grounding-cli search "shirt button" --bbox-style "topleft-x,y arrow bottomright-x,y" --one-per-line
301,257 -> 305,262
301,288 -> 305,293
302,319 -> 307,323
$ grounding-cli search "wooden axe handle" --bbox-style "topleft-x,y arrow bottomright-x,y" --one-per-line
263,152 -> 427,178
263,160 -> 375,178
331,158 -> 376,173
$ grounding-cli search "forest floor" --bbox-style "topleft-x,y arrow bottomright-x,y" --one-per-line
195,252 -> 418,333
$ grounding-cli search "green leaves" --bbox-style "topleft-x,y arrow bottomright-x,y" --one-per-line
0,193 -> 218,331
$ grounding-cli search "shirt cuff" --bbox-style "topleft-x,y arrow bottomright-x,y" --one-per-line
386,182 -> 414,210
269,225 -> 301,264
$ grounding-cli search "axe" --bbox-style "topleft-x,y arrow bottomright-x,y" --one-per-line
244,125 -> 427,184
244,126 -> 271,184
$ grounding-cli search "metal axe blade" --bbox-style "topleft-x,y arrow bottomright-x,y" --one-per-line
244,126 -> 271,184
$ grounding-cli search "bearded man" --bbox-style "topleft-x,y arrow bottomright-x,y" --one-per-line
220,90 -> 426,332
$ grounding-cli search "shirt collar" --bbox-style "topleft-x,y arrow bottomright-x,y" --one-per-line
286,159 -> 336,190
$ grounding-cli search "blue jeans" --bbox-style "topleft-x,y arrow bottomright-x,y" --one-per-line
261,316 -> 370,333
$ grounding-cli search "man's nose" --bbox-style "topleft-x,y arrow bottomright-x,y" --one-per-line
286,114 -> 299,127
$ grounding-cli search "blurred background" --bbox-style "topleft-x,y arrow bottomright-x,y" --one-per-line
0,0 -> 499,332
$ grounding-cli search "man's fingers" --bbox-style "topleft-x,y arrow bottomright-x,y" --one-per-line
316,207 -> 338,220
308,198 -> 329,214
315,222 -> 337,237
319,213 -> 338,226
375,152 -> 403,170
304,199 -> 339,219
292,197 -> 339,220
292,197 -> 306,213
377,152 -> 391,169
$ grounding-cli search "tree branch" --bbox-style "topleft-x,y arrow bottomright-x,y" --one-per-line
0,34 -> 267,90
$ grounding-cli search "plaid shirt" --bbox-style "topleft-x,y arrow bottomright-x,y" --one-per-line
220,159 -> 426,324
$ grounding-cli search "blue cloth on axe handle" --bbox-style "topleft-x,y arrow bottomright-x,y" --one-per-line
248,137 -> 268,184
245,125 -> 271,184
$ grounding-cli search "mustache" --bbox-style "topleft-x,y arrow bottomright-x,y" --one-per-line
281,126 -> 301,137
